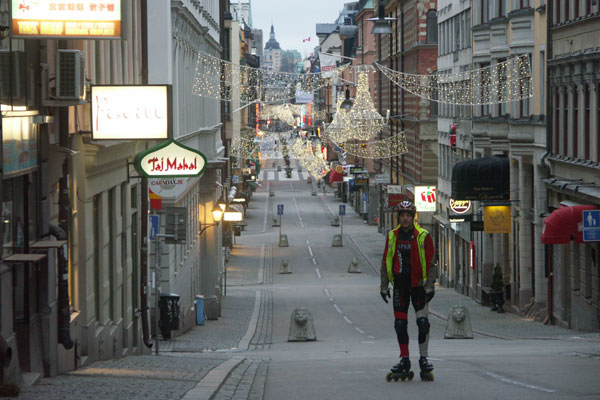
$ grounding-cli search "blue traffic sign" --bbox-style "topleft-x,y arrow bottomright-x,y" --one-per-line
277,204 -> 284,215
582,210 -> 600,242
339,205 -> 346,216
149,214 -> 159,240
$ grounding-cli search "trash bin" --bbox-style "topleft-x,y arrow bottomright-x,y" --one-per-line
204,295 -> 219,320
159,293 -> 180,339
195,295 -> 205,326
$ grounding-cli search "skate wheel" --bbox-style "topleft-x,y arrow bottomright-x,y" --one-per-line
408,371 -> 414,381
400,375 -> 406,381
385,372 -> 392,382
420,371 -> 434,381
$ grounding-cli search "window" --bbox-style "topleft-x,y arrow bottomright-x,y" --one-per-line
518,0 -> 531,9
539,51 -> 545,114
585,0 -> 592,15
481,0 -> 489,24
426,10 -> 438,44
497,59 -> 507,117
563,89 -> 569,154
554,88 -> 560,153
573,85 -> 578,158
574,0 -> 580,18
565,0 -> 570,21
584,84 -> 590,160
498,0 -> 505,17
555,0 -> 561,23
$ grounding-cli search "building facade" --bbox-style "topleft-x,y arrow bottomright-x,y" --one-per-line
263,25 -> 282,72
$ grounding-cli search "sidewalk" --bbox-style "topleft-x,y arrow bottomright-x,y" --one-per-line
318,184 -> 599,342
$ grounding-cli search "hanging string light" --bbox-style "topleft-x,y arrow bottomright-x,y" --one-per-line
327,133 -> 408,159
376,54 -> 532,105
193,52 -> 348,105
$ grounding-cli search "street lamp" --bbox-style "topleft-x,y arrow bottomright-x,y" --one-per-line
367,4 -> 396,35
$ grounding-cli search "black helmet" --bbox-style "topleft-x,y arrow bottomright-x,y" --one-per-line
398,200 -> 416,216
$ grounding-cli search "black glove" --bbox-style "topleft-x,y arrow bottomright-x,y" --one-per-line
380,290 -> 390,303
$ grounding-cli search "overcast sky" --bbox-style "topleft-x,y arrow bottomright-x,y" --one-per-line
250,0 -> 351,58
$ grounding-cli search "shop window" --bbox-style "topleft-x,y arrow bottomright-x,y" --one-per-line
426,10 -> 438,44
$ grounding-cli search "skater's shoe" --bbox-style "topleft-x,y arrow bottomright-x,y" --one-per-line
386,357 -> 414,382
419,356 -> 434,381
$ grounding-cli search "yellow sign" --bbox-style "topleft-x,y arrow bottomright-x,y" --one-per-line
11,0 -> 122,38
484,205 -> 512,234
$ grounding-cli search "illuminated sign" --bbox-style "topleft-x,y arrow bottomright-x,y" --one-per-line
135,140 -> 207,178
449,199 -> 472,215
484,205 -> 512,234
415,186 -> 436,212
91,85 -> 171,140
11,0 -> 123,38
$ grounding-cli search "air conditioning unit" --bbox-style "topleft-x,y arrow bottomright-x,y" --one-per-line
56,49 -> 86,101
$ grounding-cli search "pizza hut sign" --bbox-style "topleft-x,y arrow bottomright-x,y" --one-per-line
449,199 -> 472,215
135,140 -> 207,178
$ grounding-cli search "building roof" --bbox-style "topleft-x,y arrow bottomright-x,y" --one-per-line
316,23 -> 337,36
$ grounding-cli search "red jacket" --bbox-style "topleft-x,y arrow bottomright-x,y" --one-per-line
380,224 -> 435,288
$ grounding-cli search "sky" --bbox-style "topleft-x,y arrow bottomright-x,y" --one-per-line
250,0 -> 351,58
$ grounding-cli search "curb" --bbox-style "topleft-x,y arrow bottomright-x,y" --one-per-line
182,356 -> 245,400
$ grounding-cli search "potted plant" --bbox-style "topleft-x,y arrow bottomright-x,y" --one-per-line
490,264 -> 505,313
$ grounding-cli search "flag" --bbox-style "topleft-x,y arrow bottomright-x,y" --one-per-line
319,53 -> 340,78
149,189 -> 162,210
302,36 -> 311,43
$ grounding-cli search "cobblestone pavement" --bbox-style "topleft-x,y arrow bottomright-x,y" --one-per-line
213,358 -> 269,400
16,354 -> 226,400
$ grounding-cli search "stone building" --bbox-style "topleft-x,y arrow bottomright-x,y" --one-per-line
263,25 -> 282,72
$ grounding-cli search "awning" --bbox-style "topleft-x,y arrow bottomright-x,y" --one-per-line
541,205 -> 597,244
451,156 -> 509,200
329,165 -> 344,183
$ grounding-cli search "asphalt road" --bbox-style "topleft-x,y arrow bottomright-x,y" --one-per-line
247,161 -> 600,400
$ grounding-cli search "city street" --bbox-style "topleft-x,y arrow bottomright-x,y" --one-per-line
17,157 -> 600,400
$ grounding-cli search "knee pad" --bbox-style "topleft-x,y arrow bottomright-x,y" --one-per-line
416,317 -> 430,335
394,319 -> 408,334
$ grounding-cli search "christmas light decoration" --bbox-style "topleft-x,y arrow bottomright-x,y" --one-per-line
327,133 -> 408,159
376,54 -> 532,105
193,52 -> 347,104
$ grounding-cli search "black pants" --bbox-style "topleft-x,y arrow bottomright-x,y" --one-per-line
392,275 -> 429,357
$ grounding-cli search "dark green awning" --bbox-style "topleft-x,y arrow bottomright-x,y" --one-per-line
247,181 -> 260,188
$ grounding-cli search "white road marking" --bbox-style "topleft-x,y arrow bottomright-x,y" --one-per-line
354,327 -> 365,334
311,258 -> 317,265
333,304 -> 343,314
308,246 -> 313,257
483,371 -> 557,393
293,197 -> 304,228
315,268 -> 322,279
368,335 -> 375,339
343,316 -> 353,324
323,288 -> 331,298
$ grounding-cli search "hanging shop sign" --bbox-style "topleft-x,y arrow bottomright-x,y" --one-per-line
415,186 -> 436,212
135,140 -> 207,178
483,205 -> 512,234
387,185 -> 403,207
91,85 -> 172,140
148,178 -> 189,199
449,199 -> 472,215
11,0 -> 123,39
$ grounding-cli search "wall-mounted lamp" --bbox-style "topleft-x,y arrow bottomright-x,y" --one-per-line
367,4 -> 396,35
200,204 -> 225,235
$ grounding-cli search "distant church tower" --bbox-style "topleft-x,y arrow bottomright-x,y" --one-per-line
263,24 -> 282,72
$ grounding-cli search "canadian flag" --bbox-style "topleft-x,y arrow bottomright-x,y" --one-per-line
302,37 -> 311,43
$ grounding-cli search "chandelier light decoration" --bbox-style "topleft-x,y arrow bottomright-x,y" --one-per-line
291,139 -> 330,178
345,70 -> 385,140
331,133 -> 408,159
193,52 -> 347,105
375,54 -> 532,105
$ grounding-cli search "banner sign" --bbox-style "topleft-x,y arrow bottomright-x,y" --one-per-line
449,198 -> 472,215
11,0 -> 123,38
91,85 -> 171,140
388,185 -> 403,207
415,186 -> 436,212
484,205 -> 512,234
135,140 -> 207,178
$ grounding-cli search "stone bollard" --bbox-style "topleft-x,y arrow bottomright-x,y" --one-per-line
279,234 -> 289,247
331,216 -> 340,226
331,234 -> 343,247
444,305 -> 473,339
347,257 -> 361,273
279,259 -> 292,274
297,166 -> 302,172
272,216 -> 280,227
288,308 -> 316,342
277,165 -> 282,172
306,177 -> 312,184
269,187 -> 275,197
311,188 -> 317,196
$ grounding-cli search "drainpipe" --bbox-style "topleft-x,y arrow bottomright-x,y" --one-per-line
140,0 -> 153,349
49,222 -> 73,349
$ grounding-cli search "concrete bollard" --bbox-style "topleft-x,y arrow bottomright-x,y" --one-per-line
279,259 -> 292,274
269,187 -> 275,197
306,177 -> 312,184
279,234 -> 289,247
277,165 -> 282,172
272,216 -> 280,227
331,234 -> 343,247
288,308 -> 316,342
311,188 -> 317,196
297,166 -> 302,172
444,305 -> 473,339
331,216 -> 340,226
347,257 -> 361,273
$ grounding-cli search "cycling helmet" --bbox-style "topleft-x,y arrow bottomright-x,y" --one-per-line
397,200 -> 416,216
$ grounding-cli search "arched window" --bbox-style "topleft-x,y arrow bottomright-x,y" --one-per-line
426,9 -> 438,44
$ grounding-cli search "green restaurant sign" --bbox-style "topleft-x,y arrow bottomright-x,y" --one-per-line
135,140 -> 207,178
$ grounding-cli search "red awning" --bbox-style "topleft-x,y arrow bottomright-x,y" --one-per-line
329,166 -> 344,183
541,205 -> 597,244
